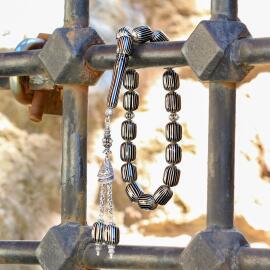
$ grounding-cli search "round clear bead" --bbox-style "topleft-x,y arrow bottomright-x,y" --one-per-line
102,137 -> 113,148
169,113 -> 179,122
108,245 -> 115,259
105,108 -> 114,117
125,111 -> 135,120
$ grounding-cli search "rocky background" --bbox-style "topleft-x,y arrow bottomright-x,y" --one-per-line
0,0 -> 270,269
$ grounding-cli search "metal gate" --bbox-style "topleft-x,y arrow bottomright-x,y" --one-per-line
0,0 -> 269,269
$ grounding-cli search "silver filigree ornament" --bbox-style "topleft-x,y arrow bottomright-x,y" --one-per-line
97,157 -> 115,183
92,105 -> 119,258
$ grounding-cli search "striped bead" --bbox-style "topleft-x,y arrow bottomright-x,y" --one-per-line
151,30 -> 169,42
120,142 -> 136,162
132,25 -> 152,43
123,69 -> 139,90
165,92 -> 181,113
165,122 -> 182,142
92,221 -> 105,243
107,54 -> 128,108
121,120 -> 137,140
121,163 -> 137,182
165,144 -> 182,164
117,35 -> 133,55
153,185 -> 173,205
163,69 -> 180,91
123,91 -> 139,111
116,26 -> 132,39
163,165 -> 181,187
103,224 -> 120,245
138,194 -> 157,210
126,182 -> 143,202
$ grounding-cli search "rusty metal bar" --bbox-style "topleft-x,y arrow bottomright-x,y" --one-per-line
207,0 -> 237,230
237,247 -> 270,270
211,0 -> 238,20
64,0 -> 89,28
86,41 -> 187,70
83,244 -> 184,269
0,50 -> 44,77
0,241 -> 39,265
207,82 -> 236,229
61,85 -> 88,224
231,37 -> 270,65
3,37 -> 270,78
61,0 -> 89,225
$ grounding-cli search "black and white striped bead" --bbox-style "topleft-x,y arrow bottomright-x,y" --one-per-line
165,92 -> 181,113
126,182 -> 143,202
121,120 -> 137,141
151,30 -> 169,42
103,224 -> 120,245
107,54 -> 128,108
165,122 -> 182,142
132,25 -> 153,43
123,91 -> 139,112
138,194 -> 157,210
153,185 -> 173,205
124,69 -> 139,90
120,142 -> 136,162
163,69 -> 180,91
165,143 -> 182,164
117,35 -> 133,55
121,163 -> 137,182
163,165 -> 181,187
92,221 -> 105,243
116,26 -> 132,39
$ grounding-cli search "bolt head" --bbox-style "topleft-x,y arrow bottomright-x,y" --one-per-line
182,20 -> 251,81
39,27 -> 104,85
36,223 -> 91,270
180,229 -> 249,270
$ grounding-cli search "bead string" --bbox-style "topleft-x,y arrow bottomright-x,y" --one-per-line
120,29 -> 182,210
91,25 -> 182,260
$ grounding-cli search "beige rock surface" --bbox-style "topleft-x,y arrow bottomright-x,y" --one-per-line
0,113 -> 60,270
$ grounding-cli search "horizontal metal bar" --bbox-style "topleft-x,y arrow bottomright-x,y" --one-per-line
237,247 -> 270,270
232,38 -> 270,65
0,50 -> 45,77
2,37 -> 270,79
85,41 -> 187,70
83,244 -> 183,269
0,241 -> 39,265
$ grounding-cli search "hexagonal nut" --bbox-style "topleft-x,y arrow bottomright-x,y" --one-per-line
182,20 -> 251,81
39,27 -> 104,85
180,229 -> 249,270
36,223 -> 91,270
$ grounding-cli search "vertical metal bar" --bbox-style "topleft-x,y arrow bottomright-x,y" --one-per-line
211,0 -> 238,20
208,0 -> 238,230
61,0 -> 89,224
207,82 -> 236,229
64,0 -> 89,28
